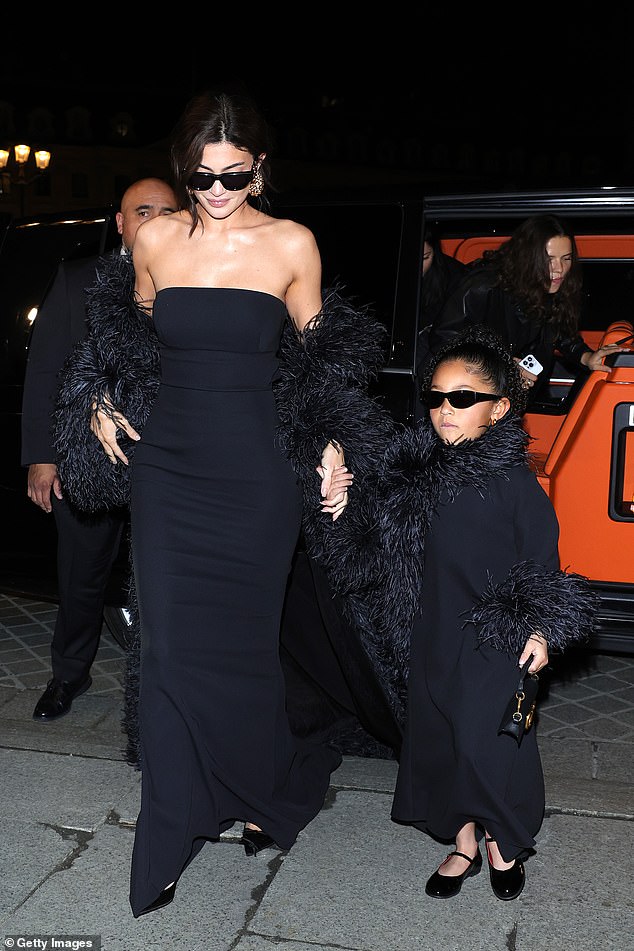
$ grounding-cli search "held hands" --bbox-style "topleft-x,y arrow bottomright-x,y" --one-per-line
91,398 -> 140,466
27,463 -> 62,513
519,632 -> 549,674
317,440 -> 353,522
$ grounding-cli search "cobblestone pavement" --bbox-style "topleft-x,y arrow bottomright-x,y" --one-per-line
0,592 -> 125,697
1,590 -> 633,747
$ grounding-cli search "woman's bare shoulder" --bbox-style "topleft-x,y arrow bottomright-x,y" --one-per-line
267,214 -> 318,250
136,210 -> 191,245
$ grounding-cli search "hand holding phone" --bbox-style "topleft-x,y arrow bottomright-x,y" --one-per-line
518,354 -> 543,376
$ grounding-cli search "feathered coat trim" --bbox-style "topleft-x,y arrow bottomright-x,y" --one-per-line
53,252 -> 159,512
318,415 -> 598,723
468,560 -> 599,654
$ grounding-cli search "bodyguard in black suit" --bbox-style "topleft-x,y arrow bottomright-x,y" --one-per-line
21,178 -> 178,720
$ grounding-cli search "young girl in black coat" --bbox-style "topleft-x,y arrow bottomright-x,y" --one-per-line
314,326 -> 596,901
386,326 -> 596,901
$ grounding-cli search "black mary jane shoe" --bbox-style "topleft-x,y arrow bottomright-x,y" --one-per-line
242,827 -> 277,857
137,882 -> 176,917
485,839 -> 525,901
424,849 -> 482,899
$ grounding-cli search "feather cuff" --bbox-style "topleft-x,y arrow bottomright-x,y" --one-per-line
469,560 -> 599,654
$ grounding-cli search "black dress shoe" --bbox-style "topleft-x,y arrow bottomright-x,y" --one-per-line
32,676 -> 92,722
136,883 -> 176,917
424,849 -> 482,899
485,839 -> 525,900
488,859 -> 525,900
242,827 -> 277,857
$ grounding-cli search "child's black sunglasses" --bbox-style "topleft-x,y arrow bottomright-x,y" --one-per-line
188,169 -> 254,192
422,389 -> 502,409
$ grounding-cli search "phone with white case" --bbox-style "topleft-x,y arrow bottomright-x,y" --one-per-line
518,354 -> 543,376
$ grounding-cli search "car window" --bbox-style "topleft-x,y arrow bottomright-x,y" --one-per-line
580,260 -> 634,333
0,214 -> 115,388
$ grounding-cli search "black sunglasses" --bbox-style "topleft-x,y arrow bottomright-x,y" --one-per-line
188,168 -> 254,192
422,389 -> 503,409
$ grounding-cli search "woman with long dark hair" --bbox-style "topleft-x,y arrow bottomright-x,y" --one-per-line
429,214 -> 626,397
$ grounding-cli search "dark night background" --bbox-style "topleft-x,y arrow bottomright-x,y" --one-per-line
3,18 -> 634,193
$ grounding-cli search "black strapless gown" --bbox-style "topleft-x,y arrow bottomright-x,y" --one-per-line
128,287 -> 342,917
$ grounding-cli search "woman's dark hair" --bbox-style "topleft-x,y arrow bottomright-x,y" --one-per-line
169,89 -> 274,234
422,226 -> 452,315
482,214 -> 582,338
422,324 -> 529,417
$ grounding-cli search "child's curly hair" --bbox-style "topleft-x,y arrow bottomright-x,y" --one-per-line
421,326 -> 529,416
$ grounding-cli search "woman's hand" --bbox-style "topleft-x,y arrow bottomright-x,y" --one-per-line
519,632 -> 549,673
582,343 -> 629,371
513,357 -> 538,389
91,398 -> 140,466
317,440 -> 351,522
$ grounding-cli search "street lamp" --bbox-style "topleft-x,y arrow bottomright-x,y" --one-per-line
0,143 -> 52,216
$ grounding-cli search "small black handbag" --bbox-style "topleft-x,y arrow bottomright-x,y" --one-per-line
498,657 -> 539,744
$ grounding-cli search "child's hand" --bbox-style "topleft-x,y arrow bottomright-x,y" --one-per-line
318,464 -> 353,521
519,633 -> 548,673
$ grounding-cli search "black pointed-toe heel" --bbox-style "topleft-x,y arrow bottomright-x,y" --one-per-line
485,838 -> 525,901
242,827 -> 276,856
424,849 -> 482,899
137,882 -> 176,917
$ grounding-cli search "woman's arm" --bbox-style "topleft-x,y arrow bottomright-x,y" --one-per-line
559,331 -> 629,371
284,224 -> 349,517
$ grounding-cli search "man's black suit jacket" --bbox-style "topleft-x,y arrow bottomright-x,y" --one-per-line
21,252 -> 118,466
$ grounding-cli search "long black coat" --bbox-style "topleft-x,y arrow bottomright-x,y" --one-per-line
391,423 -> 565,860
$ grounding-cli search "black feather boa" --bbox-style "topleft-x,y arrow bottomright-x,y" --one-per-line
53,252 -> 159,511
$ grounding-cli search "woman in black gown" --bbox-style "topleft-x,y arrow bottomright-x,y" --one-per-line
86,90 -> 363,918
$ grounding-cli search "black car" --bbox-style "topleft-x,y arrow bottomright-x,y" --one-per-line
2,186 -> 634,650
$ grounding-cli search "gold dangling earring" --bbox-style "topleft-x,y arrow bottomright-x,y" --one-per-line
249,161 -> 264,197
